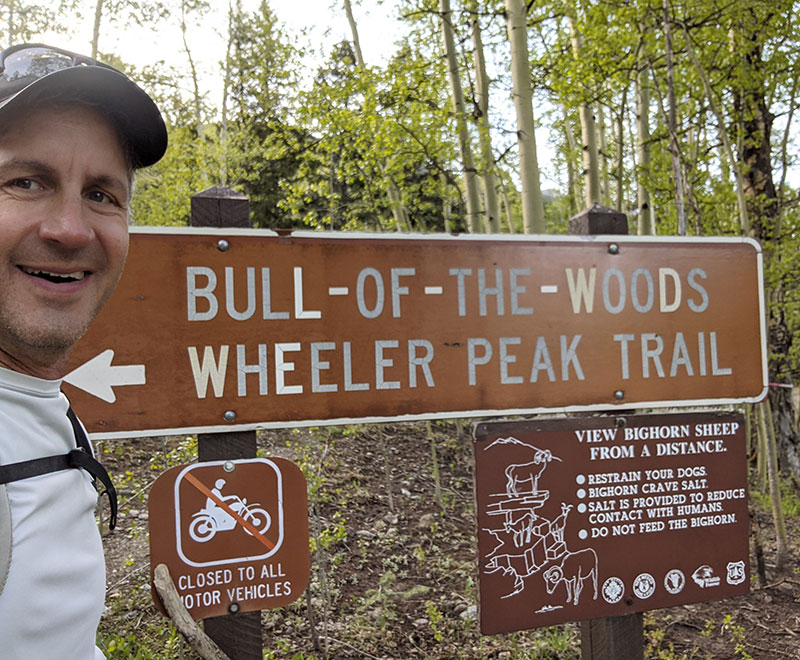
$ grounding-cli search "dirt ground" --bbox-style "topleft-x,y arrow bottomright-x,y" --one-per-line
97,420 -> 800,659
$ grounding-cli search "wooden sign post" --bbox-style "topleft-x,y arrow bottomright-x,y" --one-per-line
190,187 -> 262,660
571,204 -> 643,660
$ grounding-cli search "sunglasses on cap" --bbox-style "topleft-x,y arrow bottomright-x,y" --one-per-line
0,43 -> 118,83
0,42 -> 168,168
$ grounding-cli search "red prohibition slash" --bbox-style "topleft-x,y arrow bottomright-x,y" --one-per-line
183,470 -> 276,551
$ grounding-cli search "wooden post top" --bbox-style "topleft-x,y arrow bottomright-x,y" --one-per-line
569,203 -> 629,236
190,186 -> 250,228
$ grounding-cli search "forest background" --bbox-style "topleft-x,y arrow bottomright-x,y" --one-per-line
3,0 -> 800,657
8,0 -> 798,483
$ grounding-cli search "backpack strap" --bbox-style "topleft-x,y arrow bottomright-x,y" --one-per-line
66,406 -> 93,453
0,408 -> 118,530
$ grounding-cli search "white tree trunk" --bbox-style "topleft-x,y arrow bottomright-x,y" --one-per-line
636,40 -> 655,235
91,0 -> 104,58
440,0 -> 482,233
343,0 -> 365,68
597,104 -> 610,205
504,0 -> 545,233
470,0 -> 500,232
569,16 -> 601,208
562,105 -> 579,217
663,0 -> 686,235
180,1 -> 204,137
615,88 -> 627,211
219,0 -> 238,185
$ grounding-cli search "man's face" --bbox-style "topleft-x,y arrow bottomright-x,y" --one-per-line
0,105 -> 130,378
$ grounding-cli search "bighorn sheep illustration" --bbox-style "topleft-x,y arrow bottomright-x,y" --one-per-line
542,548 -> 598,606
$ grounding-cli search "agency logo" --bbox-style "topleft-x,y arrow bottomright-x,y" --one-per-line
633,573 -> 656,599
664,569 -> 685,595
726,561 -> 746,586
602,577 -> 625,604
691,564 -> 720,588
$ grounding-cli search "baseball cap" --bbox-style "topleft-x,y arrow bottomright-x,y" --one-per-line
0,43 -> 167,168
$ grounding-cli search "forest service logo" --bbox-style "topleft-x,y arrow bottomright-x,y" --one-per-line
726,561 -> 746,586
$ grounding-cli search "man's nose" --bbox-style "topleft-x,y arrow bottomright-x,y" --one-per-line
38,195 -> 95,247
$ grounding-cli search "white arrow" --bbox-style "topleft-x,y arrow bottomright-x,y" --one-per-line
63,349 -> 146,403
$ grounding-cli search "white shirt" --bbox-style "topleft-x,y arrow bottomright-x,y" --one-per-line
0,366 -> 106,660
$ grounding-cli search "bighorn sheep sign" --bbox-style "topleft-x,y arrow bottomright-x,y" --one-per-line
473,413 -> 749,634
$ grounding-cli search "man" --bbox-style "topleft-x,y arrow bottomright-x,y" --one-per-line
0,44 -> 167,659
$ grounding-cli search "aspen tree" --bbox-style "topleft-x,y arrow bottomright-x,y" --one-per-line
662,0 -> 685,235
635,34 -> 654,235
440,0 -> 482,233
504,0 -> 545,233
568,12 -> 601,208
180,0 -> 208,148
614,87 -> 627,212
681,24 -> 749,234
469,0 -> 501,233
501,184 -> 516,233
597,104 -> 610,206
219,0 -> 238,185
561,105 -> 580,217
343,0 -> 365,67
91,0 -> 103,57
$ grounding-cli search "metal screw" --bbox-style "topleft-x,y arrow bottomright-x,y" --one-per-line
223,410 -> 237,422
616,416 -> 627,428
217,239 -> 230,252
223,461 -> 235,473
228,602 -> 240,614
614,390 -> 625,401
608,243 -> 619,254
625,596 -> 634,606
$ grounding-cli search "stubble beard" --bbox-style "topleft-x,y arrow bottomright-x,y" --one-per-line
0,316 -> 89,372
0,292 -> 111,376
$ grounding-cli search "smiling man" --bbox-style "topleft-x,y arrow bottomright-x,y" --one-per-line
0,44 -> 167,659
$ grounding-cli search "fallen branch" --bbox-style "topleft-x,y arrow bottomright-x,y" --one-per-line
757,577 -> 800,591
153,564 -> 230,660
665,619 -> 702,632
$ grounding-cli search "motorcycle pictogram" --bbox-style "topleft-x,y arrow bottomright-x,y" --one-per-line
188,478 -> 271,543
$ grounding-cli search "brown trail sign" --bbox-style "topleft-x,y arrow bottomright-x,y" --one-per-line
64,229 -> 766,438
149,457 -> 310,621
473,412 -> 750,635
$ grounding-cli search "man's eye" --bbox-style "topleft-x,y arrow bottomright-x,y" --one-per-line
86,190 -> 115,204
10,178 -> 42,190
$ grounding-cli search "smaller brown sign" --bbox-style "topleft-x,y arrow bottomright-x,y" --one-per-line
149,458 -> 310,620
474,412 -> 749,635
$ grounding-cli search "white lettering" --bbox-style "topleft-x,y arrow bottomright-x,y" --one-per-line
188,345 -> 229,398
